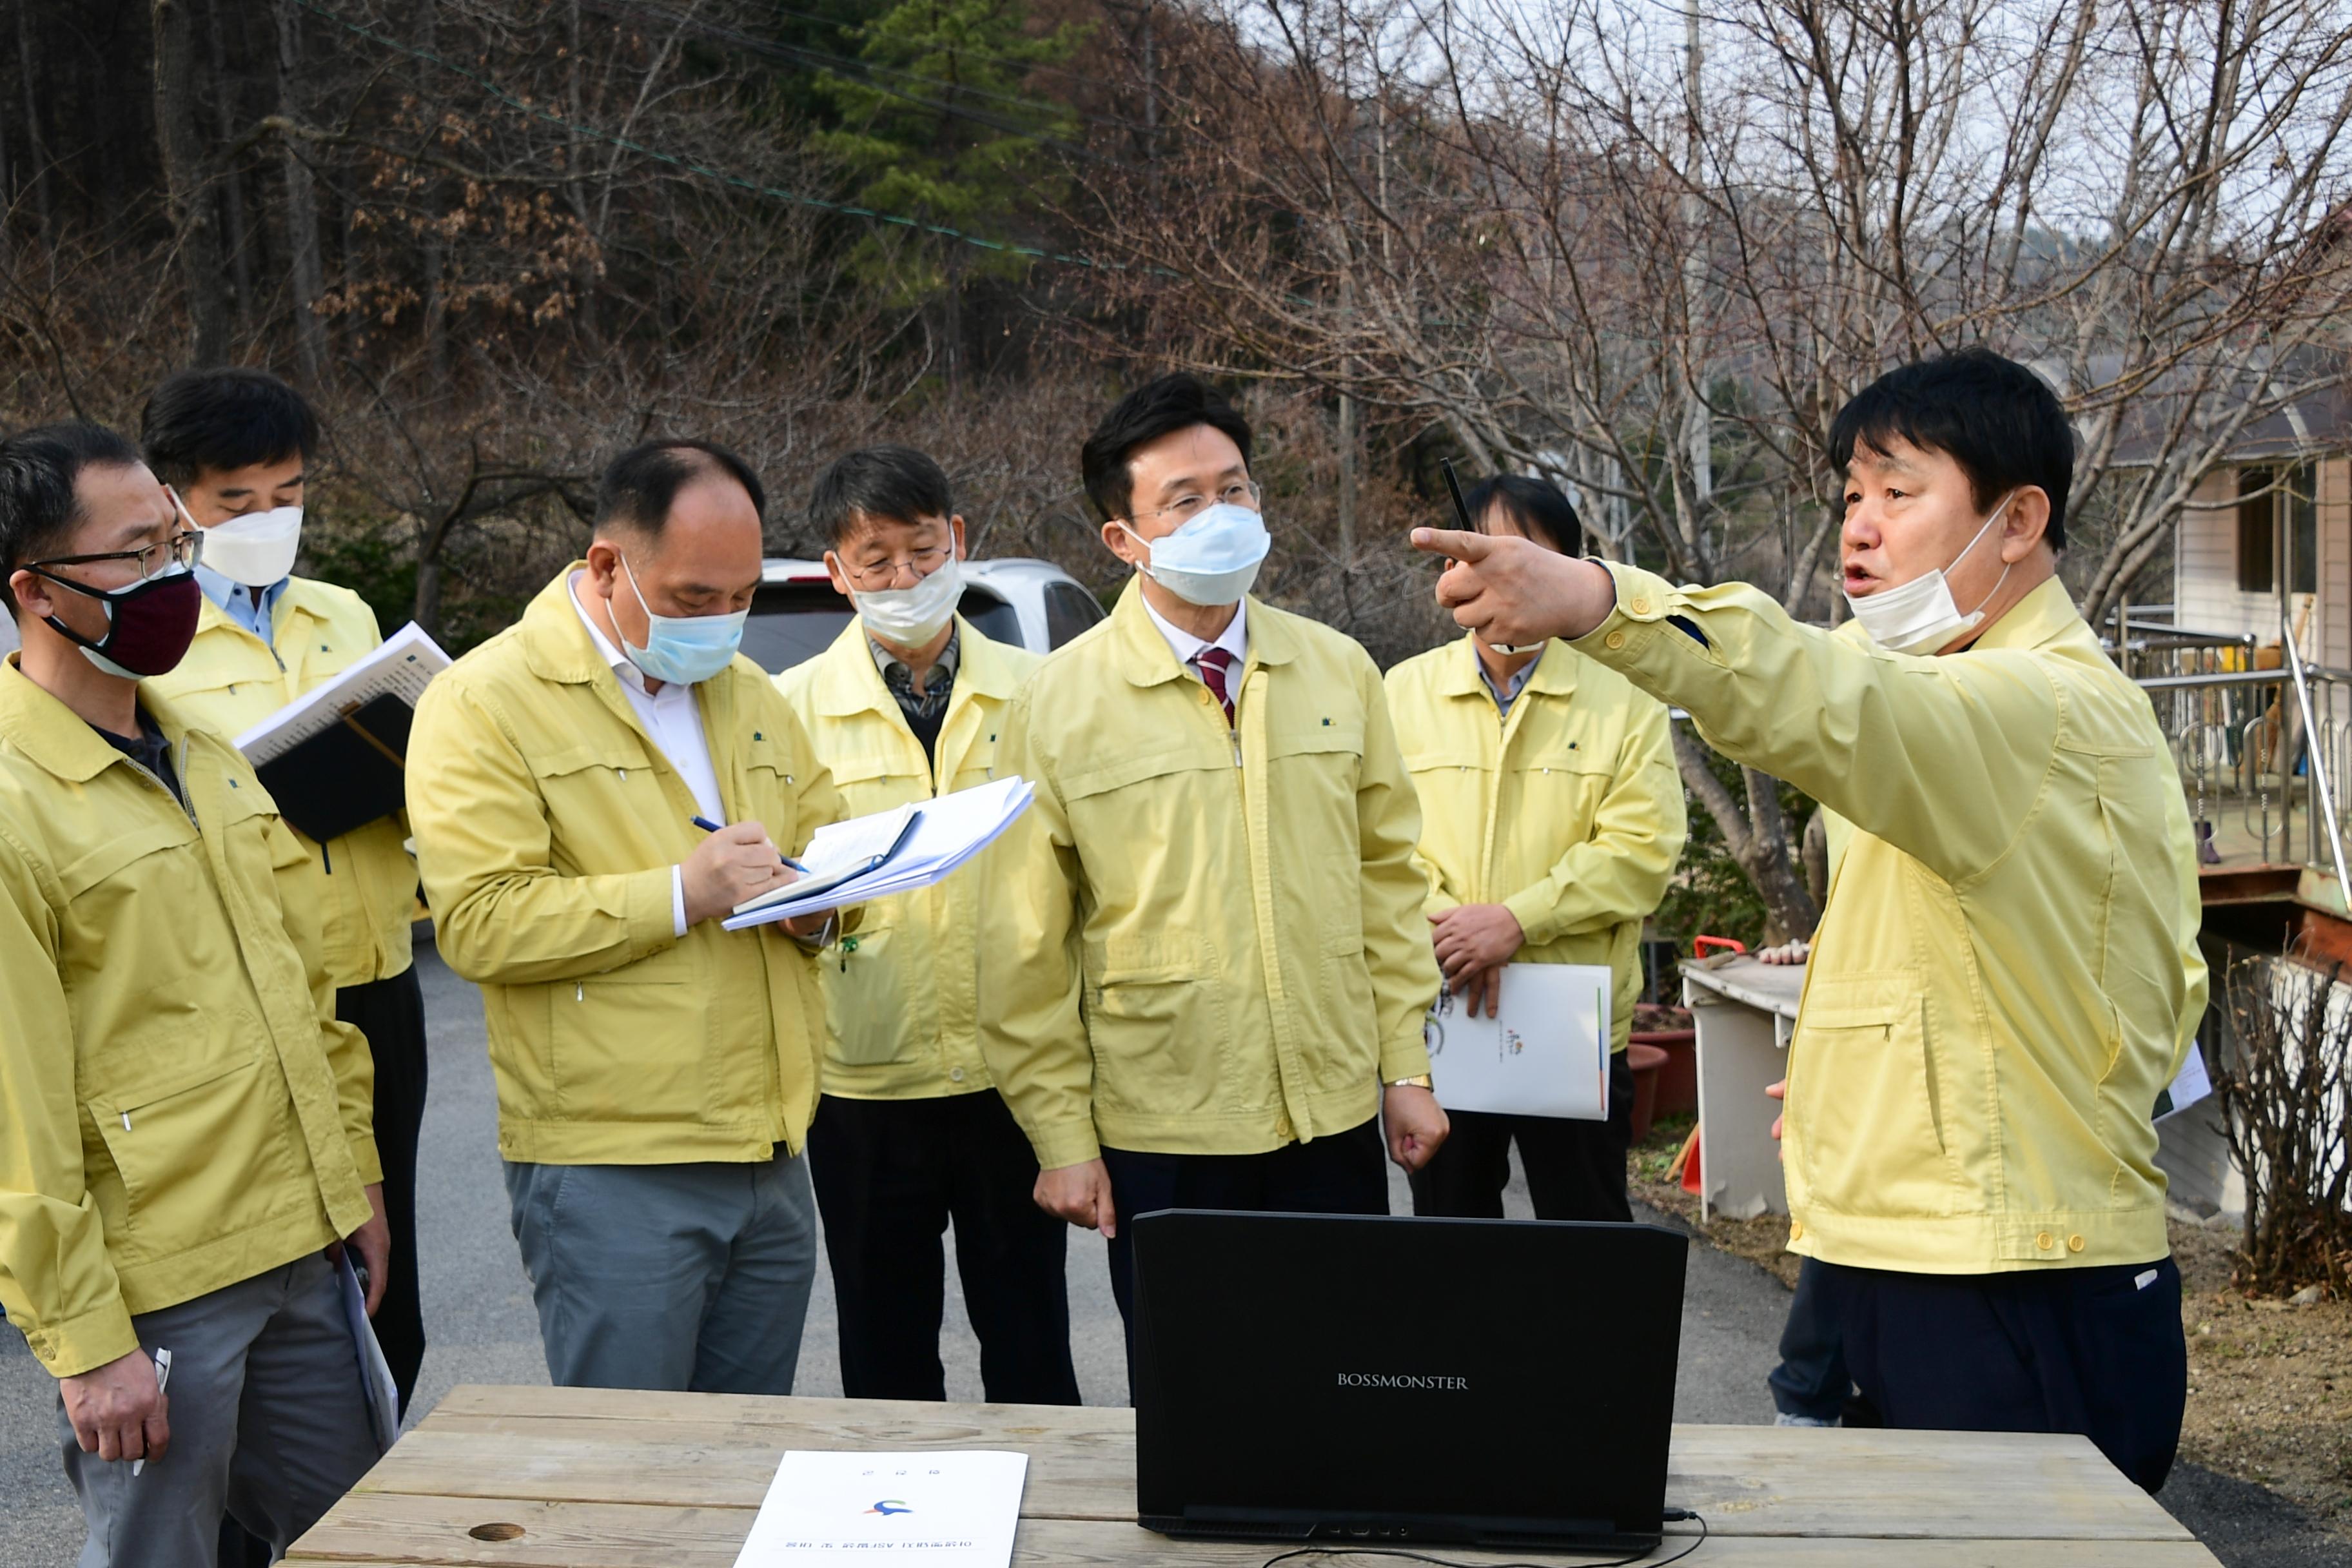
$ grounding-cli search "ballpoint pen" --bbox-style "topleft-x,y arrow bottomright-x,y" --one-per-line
690,814 -> 810,874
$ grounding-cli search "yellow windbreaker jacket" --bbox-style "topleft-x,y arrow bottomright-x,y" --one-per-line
144,578 -> 418,988
1384,634 -> 1687,1052
1576,569 -> 2206,1273
406,568 -> 844,1166
979,580 -> 1440,1168
776,617 -> 1038,1101
0,659 -> 377,1377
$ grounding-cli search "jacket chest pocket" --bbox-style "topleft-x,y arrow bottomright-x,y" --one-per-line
825,748 -> 924,818
536,737 -> 665,863
1789,972 -> 1957,1217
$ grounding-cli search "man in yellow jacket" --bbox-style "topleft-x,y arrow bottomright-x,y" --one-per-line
1416,348 -> 2203,1492
0,424 -> 387,1563
137,368 -> 431,1416
982,374 -> 1448,1357
1386,475 -> 1686,1223
407,439 -> 845,1394
778,446 -> 1080,1406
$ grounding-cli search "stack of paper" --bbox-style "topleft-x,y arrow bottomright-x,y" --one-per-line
233,622 -> 451,765
724,775 -> 1035,930
1424,962 -> 1614,1121
730,1449 -> 1028,1567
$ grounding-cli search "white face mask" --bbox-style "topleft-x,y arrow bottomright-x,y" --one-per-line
199,504 -> 303,589
1844,492 -> 2015,656
1119,502 -> 1270,607
852,552 -> 963,647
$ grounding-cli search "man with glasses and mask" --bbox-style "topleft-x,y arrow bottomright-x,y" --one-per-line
0,424 -> 388,1563
981,374 -> 1447,1371
406,438 -> 850,1394
776,445 -> 1080,1406
137,369 -> 433,1435
1413,348 -> 2203,1493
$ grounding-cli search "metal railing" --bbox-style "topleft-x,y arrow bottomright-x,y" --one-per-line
2134,626 -> 2352,883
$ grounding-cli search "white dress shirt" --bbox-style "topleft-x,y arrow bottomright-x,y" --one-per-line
569,572 -> 723,937
1140,589 -> 1249,680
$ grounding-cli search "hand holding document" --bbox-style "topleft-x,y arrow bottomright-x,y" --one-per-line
1424,961 -> 1613,1121
232,622 -> 452,843
730,1449 -> 1028,1567
724,776 -> 1034,930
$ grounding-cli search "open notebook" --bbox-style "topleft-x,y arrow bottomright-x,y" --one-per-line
725,775 -> 1035,930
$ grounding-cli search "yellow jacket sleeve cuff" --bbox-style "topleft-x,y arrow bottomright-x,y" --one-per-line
625,865 -> 685,959
1024,1119 -> 1102,1170
1501,885 -> 1561,948
347,1135 -> 384,1187
29,1298 -> 141,1380
1380,1034 -> 1433,1083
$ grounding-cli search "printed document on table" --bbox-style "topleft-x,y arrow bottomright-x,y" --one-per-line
1423,962 -> 1613,1121
233,622 -> 452,766
730,1449 -> 1028,1567
725,776 -> 1035,929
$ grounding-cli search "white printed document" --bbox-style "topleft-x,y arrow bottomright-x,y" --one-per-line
730,1449 -> 1028,1567
725,776 -> 1035,930
233,622 -> 451,766
1423,962 -> 1613,1121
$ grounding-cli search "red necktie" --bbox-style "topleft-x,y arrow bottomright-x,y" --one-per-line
1194,646 -> 1236,725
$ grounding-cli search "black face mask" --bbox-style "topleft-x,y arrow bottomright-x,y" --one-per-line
26,565 -> 203,678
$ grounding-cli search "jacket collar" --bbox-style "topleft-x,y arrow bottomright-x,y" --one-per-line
1108,575 -> 1293,688
0,654 -> 210,785
1967,574 -> 2082,656
1435,632 -> 1582,700
813,613 -> 1021,718
518,564 -> 624,687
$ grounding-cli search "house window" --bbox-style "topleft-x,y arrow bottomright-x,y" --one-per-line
2287,461 -> 2318,595
2238,467 -> 2275,592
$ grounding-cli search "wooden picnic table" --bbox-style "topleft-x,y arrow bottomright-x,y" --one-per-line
287,1384 -> 2220,1566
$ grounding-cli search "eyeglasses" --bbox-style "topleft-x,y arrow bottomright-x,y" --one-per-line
25,528 -> 203,584
1117,480 -> 1262,528
839,545 -> 951,591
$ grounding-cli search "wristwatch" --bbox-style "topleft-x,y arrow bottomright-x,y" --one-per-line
1387,1073 -> 1433,1090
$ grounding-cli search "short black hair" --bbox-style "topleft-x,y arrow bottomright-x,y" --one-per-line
1465,473 -> 1583,556
595,438 -> 767,538
0,422 -> 144,612
808,446 -> 953,551
1828,347 -> 2075,550
139,367 -> 319,488
1081,373 -> 1253,523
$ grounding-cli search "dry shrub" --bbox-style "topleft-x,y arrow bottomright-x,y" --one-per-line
2215,952 -> 2352,1298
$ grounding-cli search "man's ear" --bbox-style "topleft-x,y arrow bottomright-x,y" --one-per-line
1999,486 -> 2053,562
8,569 -> 52,622
583,538 -> 621,598
949,514 -> 969,562
1101,518 -> 1141,567
821,549 -> 854,599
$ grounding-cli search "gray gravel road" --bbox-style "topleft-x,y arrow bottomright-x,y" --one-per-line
3,943 -> 2341,1565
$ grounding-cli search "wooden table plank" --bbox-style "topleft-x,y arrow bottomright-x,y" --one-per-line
377,1387 -> 2191,1543
287,1498 -> 2222,1568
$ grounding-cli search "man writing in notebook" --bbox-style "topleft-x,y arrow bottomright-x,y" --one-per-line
407,439 -> 847,1393
0,424 -> 386,1563
1413,348 -> 2202,1492
981,374 -> 1446,1363
138,368 -> 433,1423
778,446 -> 1080,1406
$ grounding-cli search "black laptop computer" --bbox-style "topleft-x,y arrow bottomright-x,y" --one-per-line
1131,1209 -> 1687,1554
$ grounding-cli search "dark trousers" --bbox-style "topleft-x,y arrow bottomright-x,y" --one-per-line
807,1090 -> 1079,1405
1769,1257 -> 1855,1422
1407,1050 -> 1634,1222
1817,1255 -> 2188,1493
337,966 -> 429,1413
222,966 -> 429,1567
1101,1115 -> 1389,1387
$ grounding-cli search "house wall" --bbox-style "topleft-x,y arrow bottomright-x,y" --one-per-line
2173,462 -> 2338,658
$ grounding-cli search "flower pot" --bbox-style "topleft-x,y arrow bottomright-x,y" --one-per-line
1631,1028 -> 1698,1120
1627,1041 -> 1670,1144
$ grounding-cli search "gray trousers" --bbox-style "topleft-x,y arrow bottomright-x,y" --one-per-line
58,1252 -> 380,1567
503,1150 -> 818,1393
